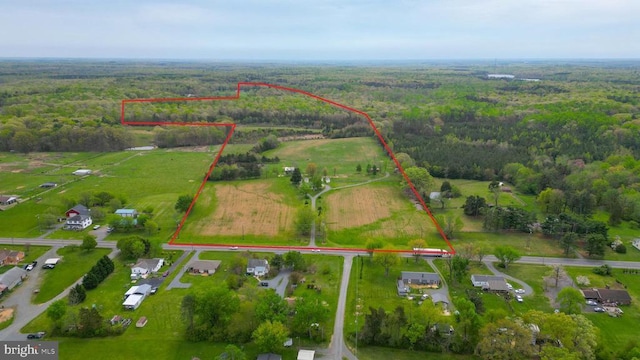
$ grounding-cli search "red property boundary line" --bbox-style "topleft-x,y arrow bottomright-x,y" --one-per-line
121,82 -> 455,255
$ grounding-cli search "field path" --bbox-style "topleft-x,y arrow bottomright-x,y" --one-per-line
307,172 -> 390,247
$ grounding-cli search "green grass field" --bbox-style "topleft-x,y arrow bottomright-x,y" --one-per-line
0,244 -> 51,273
33,246 -> 112,303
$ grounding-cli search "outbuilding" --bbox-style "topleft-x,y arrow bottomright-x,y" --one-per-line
123,294 -> 144,310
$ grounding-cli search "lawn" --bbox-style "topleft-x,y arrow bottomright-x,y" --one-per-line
451,232 -> 566,258
25,249 -> 341,360
355,346 -> 473,360
496,264 -> 554,314
33,246 -> 112,303
0,244 -> 51,270
563,266 -> 640,351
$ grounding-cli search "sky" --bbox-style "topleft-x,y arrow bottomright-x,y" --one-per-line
0,0 -> 638,60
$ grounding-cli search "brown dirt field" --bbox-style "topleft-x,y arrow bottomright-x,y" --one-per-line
325,186 -> 407,230
199,182 -> 295,236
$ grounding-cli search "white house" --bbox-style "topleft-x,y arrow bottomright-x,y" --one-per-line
72,169 -> 92,176
131,258 -> 164,279
124,284 -> 152,300
247,259 -> 270,276
64,215 -> 92,230
0,196 -> 18,206
122,294 -> 144,310
124,286 -> 139,299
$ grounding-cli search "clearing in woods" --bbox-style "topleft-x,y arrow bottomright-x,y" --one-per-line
197,181 -> 296,237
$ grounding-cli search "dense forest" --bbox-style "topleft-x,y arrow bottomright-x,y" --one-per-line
2,60 -> 640,222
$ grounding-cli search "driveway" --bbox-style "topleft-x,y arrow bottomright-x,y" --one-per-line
263,269 -> 291,297
165,250 -> 196,290
483,260 -> 534,296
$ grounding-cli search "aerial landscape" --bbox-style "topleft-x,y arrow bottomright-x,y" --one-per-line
1,1 -> 640,360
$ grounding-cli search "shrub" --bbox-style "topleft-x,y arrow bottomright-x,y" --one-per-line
615,244 -> 627,254
576,275 -> 591,286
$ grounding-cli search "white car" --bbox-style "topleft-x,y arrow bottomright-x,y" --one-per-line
515,295 -> 523,303
25,264 -> 34,271
229,246 -> 238,250
586,300 -> 598,306
93,225 -> 101,230
311,249 -> 321,252
515,289 -> 525,294
506,283 -> 513,290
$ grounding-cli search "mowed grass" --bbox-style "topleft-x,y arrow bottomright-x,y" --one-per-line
563,266 -> 640,350
263,137 -> 388,184
33,246 -> 112,303
355,346 -> 472,360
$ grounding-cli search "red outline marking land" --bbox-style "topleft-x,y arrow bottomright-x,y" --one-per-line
121,82 -> 455,255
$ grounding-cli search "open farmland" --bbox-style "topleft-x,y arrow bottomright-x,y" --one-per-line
325,184 -> 403,230
197,181 -> 296,237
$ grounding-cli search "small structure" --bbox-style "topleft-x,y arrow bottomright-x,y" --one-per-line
122,294 -> 144,310
283,167 -> 295,175
0,196 -> 18,206
397,279 -> 409,296
0,250 -> 25,265
581,289 -> 599,301
136,316 -> 148,328
188,260 -> 221,275
40,182 -> 57,188
44,258 -> 61,267
0,267 -> 28,293
247,259 -> 270,276
257,354 -> 282,360
72,169 -> 92,176
431,293 -> 450,306
297,350 -> 315,360
115,209 -> 138,218
124,286 -> 139,299
131,258 -> 164,279
109,315 -> 122,326
429,192 -> 441,201
632,239 -> 640,252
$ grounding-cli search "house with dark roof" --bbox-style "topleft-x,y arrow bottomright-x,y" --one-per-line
401,271 -> 441,287
66,204 -> 90,218
247,259 -> 269,276
397,280 -> 409,296
581,288 -> 632,305
431,293 -> 450,305
471,274 -> 509,292
257,354 -> 282,360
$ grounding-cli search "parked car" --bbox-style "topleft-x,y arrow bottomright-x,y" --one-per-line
229,246 -> 238,250
27,332 -> 46,339
594,307 -> 605,312
93,225 -> 101,230
260,281 -> 269,287
586,300 -> 598,306
514,289 -> 525,294
150,287 -> 158,295
42,264 -> 55,269
311,249 -> 321,252
25,264 -> 34,271
506,283 -> 514,290
162,270 -> 170,277
515,295 -> 524,303
106,227 -> 114,233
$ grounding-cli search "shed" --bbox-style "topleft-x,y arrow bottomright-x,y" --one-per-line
123,294 -> 144,310
136,316 -> 148,328
45,258 -> 61,266
297,350 -> 315,360
0,266 -> 27,292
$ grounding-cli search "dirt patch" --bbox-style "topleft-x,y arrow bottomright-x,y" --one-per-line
325,185 -> 407,230
0,308 -> 14,323
199,182 -> 295,236
543,267 -> 575,308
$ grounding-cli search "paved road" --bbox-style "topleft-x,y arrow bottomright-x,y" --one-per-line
322,254 -> 357,360
165,250 -> 196,290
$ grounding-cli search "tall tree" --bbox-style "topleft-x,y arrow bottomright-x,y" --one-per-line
365,239 -> 383,259
488,181 -> 501,207
556,287 -> 583,315
436,214 -> 464,239
463,195 -> 487,216
560,232 -> 578,256
68,284 -> 86,305
252,320 -> 289,354
81,235 -> 97,251
175,194 -> 194,213
475,318 -> 534,360
290,167 -> 302,186
256,290 -> 289,323
216,345 -> 246,360
306,162 -> 317,178
374,251 -> 399,277
295,206 -> 315,236
585,234 -> 607,257
47,299 -> 67,330
404,166 -> 434,196
494,246 -> 520,269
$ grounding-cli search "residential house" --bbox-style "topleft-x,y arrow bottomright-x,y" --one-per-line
0,267 -> 28,294
401,271 -> 441,287
131,258 -> 164,279
0,196 -> 18,206
471,274 -> 505,287
632,239 -> 640,252
188,260 -> 221,275
247,259 -> 269,276
66,205 -> 90,218
64,215 -> 92,230
135,284 -> 152,297
0,250 -> 25,265
591,289 -> 632,306
257,354 -> 282,360
431,293 -> 450,306
115,209 -> 138,218
581,289 -> 599,301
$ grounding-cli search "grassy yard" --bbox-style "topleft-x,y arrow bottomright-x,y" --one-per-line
33,246 -> 112,303
451,232 -> 566,258
24,249 -> 340,360
496,264 -> 554,314
355,346 -> 473,360
0,244 -> 51,272
563,266 -> 640,350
